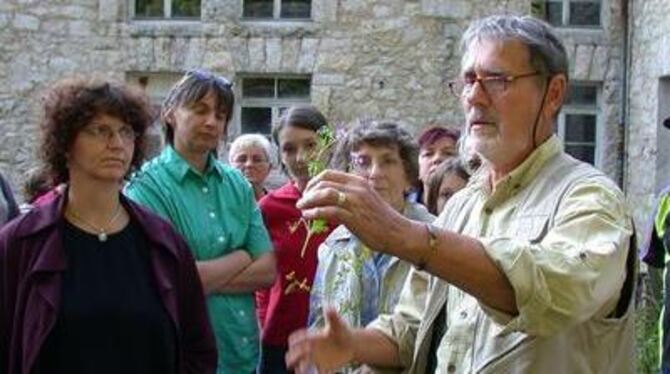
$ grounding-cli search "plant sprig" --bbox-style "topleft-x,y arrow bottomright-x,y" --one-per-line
297,126 -> 338,257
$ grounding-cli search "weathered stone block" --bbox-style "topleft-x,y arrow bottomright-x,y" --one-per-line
12,14 -> 39,31
421,0 -> 472,19
247,37 -> 266,72
266,37 -> 282,72
573,44 -> 594,81
297,38 -> 318,72
314,73 -> 345,86
98,0 -> 119,21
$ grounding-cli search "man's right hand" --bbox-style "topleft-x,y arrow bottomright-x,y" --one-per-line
286,308 -> 354,374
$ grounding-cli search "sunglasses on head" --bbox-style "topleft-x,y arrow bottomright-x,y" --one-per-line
185,69 -> 233,88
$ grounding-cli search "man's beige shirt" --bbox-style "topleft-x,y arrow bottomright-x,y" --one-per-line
369,136 -> 635,374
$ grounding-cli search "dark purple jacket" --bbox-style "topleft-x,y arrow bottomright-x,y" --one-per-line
0,193 -> 217,374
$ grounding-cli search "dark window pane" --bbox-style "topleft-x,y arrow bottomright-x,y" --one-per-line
566,85 -> 597,105
242,107 -> 272,134
172,0 -> 201,17
135,0 -> 164,18
565,114 -> 596,142
569,1 -> 600,26
545,2 -> 563,26
278,78 -> 310,98
565,144 -> 595,164
243,0 -> 274,18
243,78 -> 275,98
280,0 -> 311,18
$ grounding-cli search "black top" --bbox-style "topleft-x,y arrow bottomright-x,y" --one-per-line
37,220 -> 177,374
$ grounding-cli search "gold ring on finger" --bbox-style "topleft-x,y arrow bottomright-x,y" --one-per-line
337,191 -> 347,207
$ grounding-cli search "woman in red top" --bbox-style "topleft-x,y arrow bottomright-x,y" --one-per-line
256,105 -> 335,374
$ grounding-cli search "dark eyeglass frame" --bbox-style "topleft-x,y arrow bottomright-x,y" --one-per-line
185,69 -> 233,88
81,123 -> 138,144
447,71 -> 541,99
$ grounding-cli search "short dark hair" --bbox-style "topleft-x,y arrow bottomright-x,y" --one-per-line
332,120 -> 419,186
39,77 -> 153,184
425,158 -> 470,215
162,69 -> 235,145
417,125 -> 460,149
271,105 -> 328,145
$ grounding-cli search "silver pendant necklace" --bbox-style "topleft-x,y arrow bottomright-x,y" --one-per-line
67,203 -> 123,242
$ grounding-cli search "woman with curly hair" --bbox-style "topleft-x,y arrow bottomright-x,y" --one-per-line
0,77 -> 216,374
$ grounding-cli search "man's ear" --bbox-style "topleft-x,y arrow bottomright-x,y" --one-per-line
544,74 -> 568,119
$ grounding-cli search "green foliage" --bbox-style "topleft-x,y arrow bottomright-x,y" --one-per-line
304,125 -> 337,237
637,271 -> 662,373
310,219 -> 329,234
307,126 -> 336,177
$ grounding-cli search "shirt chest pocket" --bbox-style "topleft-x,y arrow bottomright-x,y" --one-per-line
509,214 -> 550,244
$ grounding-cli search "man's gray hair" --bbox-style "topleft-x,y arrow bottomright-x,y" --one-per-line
229,134 -> 274,166
461,15 -> 569,79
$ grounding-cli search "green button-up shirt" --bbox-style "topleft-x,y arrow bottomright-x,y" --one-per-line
370,136 -> 635,374
125,146 -> 272,373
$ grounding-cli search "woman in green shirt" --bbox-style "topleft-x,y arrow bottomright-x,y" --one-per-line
126,70 -> 275,373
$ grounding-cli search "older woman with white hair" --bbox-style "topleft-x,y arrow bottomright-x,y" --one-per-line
229,134 -> 273,200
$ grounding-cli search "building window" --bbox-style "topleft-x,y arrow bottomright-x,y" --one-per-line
243,0 -> 311,19
133,0 -> 201,19
557,83 -> 600,165
539,0 -> 601,27
239,76 -> 311,135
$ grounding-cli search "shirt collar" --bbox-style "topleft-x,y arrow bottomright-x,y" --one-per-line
474,135 -> 562,204
162,145 -> 224,183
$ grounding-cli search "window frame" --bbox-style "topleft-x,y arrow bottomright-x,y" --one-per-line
130,0 -> 202,20
556,81 -> 602,167
241,0 -> 312,21
236,75 -> 312,136
544,0 -> 602,28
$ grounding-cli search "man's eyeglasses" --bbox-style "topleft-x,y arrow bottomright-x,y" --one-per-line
82,123 -> 137,144
185,69 -> 233,89
447,72 -> 541,99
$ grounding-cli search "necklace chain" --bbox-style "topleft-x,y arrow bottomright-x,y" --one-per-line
67,203 -> 122,242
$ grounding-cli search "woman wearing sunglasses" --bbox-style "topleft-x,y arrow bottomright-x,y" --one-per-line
126,69 -> 274,374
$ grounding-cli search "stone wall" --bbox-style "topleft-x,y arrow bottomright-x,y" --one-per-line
0,0 -> 627,206
556,0 -> 626,184
625,0 -> 670,235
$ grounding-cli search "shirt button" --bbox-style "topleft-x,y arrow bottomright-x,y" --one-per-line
209,212 -> 216,218
484,208 -> 492,215
448,363 -> 457,373
239,310 -> 245,317
202,187 -> 209,193
218,236 -> 225,243
459,311 -> 468,319
242,337 -> 249,344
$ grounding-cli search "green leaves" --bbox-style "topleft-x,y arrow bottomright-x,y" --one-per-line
310,219 -> 329,234
307,126 -> 337,177
302,125 -> 338,240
